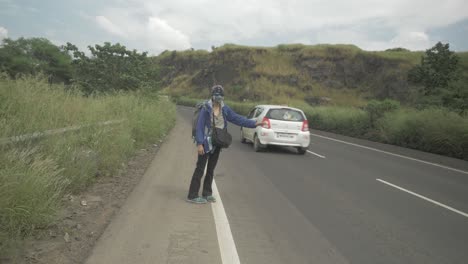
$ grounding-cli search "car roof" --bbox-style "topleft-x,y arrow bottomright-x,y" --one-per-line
255,105 -> 303,112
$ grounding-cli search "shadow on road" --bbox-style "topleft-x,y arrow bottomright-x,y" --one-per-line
239,143 -> 303,155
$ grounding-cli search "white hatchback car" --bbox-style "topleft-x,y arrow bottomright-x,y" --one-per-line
240,105 -> 310,154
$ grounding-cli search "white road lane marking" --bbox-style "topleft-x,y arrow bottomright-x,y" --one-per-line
307,150 -> 326,159
310,133 -> 468,175
377,179 -> 468,218
212,180 -> 241,264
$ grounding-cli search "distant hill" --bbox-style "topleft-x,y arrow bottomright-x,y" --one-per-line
153,43 -> 468,107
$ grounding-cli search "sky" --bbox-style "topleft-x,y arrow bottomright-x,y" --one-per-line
1,0 -> 468,55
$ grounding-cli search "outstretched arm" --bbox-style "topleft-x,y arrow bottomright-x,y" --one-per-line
225,106 -> 258,128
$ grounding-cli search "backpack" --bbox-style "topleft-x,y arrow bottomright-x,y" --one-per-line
192,101 -> 208,141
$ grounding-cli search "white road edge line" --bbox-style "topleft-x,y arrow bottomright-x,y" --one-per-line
310,133 -> 468,175
307,150 -> 326,159
376,179 -> 468,218
212,180 -> 241,264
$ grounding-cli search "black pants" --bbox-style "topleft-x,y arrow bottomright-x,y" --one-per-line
187,147 -> 221,199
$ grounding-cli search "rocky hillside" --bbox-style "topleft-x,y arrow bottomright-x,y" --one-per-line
153,44 -> 467,106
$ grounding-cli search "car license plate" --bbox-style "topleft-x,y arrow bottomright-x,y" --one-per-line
277,133 -> 294,139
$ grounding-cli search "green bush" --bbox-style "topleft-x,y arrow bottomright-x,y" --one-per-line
303,106 -> 370,137
174,96 -> 200,107
378,108 -> 468,159
225,100 -> 256,115
365,99 -> 400,127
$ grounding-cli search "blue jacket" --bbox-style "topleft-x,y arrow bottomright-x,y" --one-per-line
196,101 -> 256,151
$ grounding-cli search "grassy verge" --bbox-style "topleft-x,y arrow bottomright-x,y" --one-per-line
377,108 -> 468,158
0,76 -> 176,253
175,96 -> 468,161
301,106 -> 370,137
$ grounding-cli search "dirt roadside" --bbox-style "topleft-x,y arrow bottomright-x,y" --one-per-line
5,139 -> 167,264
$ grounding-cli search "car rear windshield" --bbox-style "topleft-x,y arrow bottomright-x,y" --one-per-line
266,108 -> 304,122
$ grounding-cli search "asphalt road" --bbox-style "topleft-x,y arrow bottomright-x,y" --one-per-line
178,106 -> 468,264
86,106 -> 468,264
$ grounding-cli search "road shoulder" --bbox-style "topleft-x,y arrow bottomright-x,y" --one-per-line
85,113 -> 221,264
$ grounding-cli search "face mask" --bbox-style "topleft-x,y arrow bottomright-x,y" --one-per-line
213,95 -> 224,103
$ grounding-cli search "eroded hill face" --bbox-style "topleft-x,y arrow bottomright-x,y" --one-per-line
153,44 -> 465,106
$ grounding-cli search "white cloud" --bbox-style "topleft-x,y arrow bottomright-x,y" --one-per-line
316,29 -> 380,50
3,0 -> 453,52
94,10 -> 191,54
96,16 -> 127,38
3,0 -> 468,51
0,26 -> 8,40
98,0 -> 467,51
390,31 -> 431,51
146,17 -> 191,50
316,28 -> 433,51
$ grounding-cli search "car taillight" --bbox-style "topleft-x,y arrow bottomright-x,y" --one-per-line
262,117 -> 271,129
302,120 -> 309,132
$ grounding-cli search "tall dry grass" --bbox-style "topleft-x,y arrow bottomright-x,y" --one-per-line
0,76 -> 175,252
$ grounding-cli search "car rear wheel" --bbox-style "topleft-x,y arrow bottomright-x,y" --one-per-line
253,135 -> 264,152
240,129 -> 247,143
297,147 -> 307,155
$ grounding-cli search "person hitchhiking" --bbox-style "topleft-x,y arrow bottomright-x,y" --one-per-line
187,85 -> 265,204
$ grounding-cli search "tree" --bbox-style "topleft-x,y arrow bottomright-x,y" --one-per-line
65,42 -> 159,95
0,37 -> 72,83
408,42 -> 459,95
